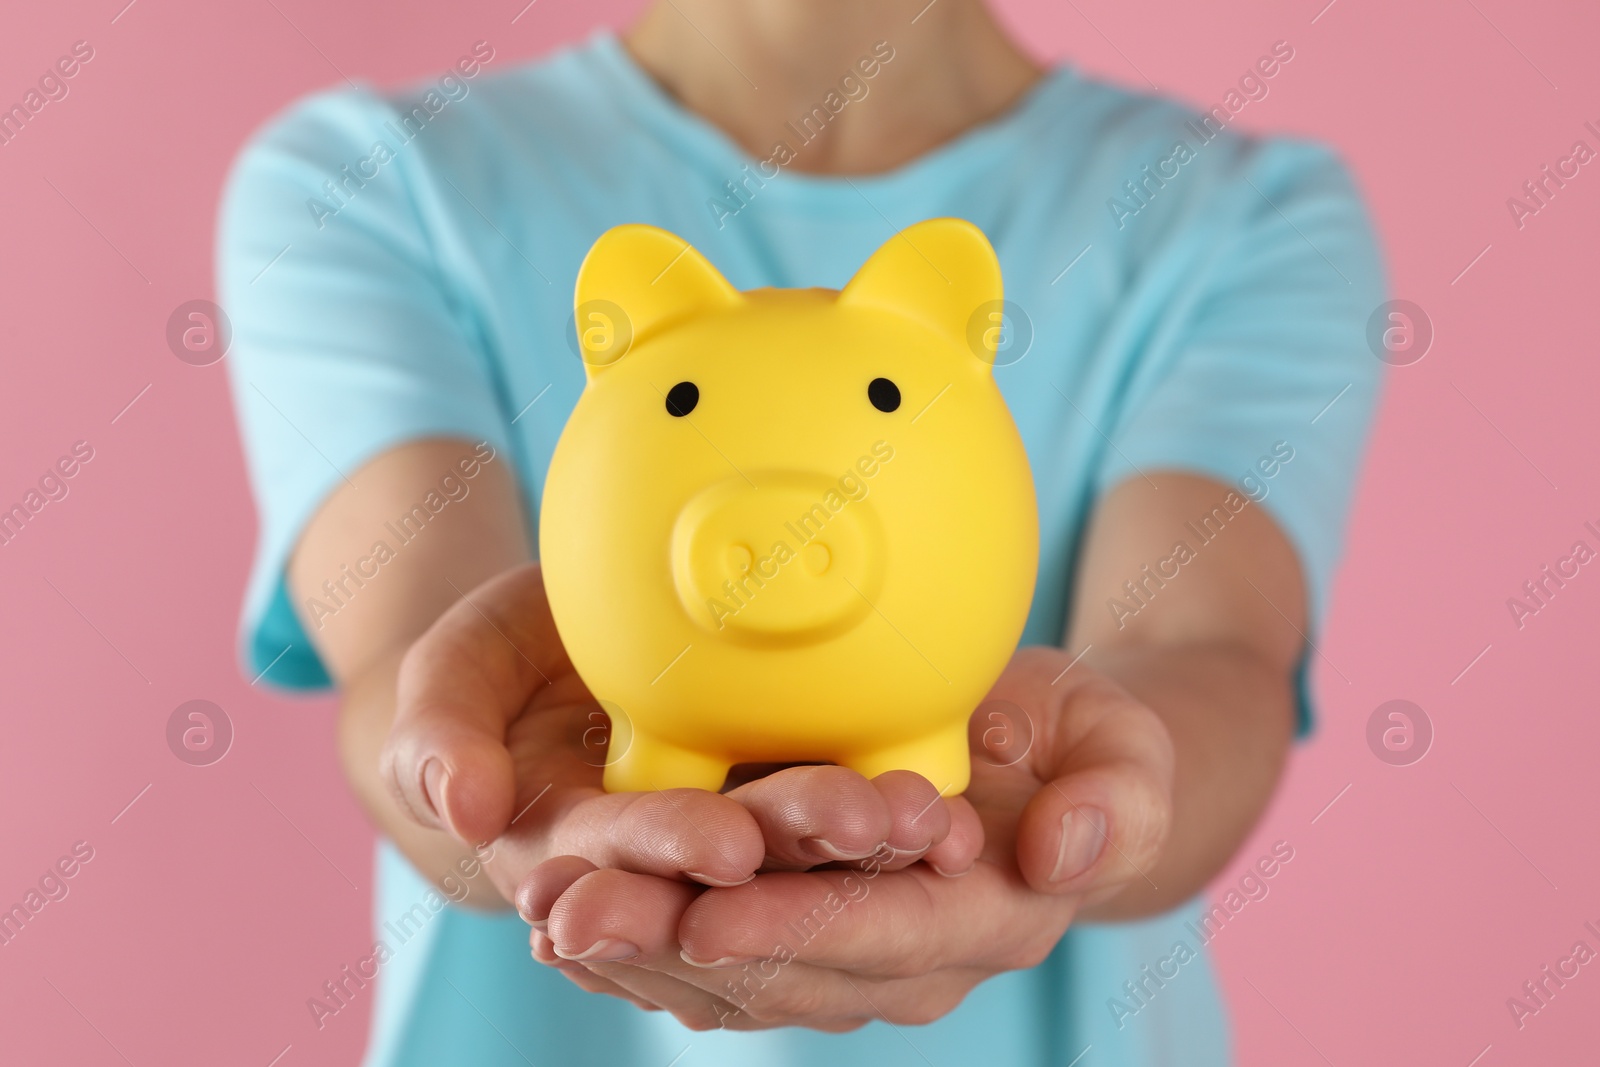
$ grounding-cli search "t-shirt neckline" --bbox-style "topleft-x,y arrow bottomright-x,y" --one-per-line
584,28 -> 1075,203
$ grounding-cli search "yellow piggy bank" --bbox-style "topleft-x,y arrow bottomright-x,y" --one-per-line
541,218 -> 1038,796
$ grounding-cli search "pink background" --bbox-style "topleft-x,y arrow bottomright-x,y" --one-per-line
2,0 -> 1596,1063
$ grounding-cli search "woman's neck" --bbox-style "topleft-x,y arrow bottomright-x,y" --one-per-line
622,0 -> 1044,174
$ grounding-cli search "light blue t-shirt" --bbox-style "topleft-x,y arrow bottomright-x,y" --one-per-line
219,30 -> 1383,1067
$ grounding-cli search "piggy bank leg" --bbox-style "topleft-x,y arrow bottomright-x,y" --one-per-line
602,732 -> 732,794
842,725 -> 972,797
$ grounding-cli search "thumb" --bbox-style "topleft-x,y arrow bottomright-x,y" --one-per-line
380,564 -> 556,843
1015,687 -> 1174,899
381,688 -> 517,845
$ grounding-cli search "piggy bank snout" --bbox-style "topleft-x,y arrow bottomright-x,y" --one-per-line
672,474 -> 883,640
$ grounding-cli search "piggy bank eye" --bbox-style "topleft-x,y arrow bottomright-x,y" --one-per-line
665,381 -> 699,417
868,377 -> 901,413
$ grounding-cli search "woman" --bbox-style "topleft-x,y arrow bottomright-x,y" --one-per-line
220,1 -> 1383,1063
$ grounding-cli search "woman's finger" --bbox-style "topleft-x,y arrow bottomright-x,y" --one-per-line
594,943 -> 987,1029
723,765 -> 893,870
381,563 -> 565,842
545,868 -> 1030,1029
537,868 -> 744,1029
515,855 -> 597,926
539,788 -> 766,887
677,866 -> 1072,981
544,867 -> 700,963
529,927 -> 661,1010
1013,676 -> 1175,898
921,793 -> 984,877
863,770 -> 952,870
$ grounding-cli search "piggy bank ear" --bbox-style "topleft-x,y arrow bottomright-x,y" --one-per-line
573,224 -> 742,375
839,218 -> 1003,370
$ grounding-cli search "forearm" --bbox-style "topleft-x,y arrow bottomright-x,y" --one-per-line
1073,639 -> 1294,920
337,646 -> 510,911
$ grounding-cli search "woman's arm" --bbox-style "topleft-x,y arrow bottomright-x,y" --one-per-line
1065,471 -> 1304,918
288,438 -> 533,909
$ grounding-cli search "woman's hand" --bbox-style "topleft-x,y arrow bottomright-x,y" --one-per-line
517,645 -> 1177,1030
379,562 -> 980,910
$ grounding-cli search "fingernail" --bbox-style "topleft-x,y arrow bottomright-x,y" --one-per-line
680,949 -> 758,969
556,939 -> 640,963
1053,806 -> 1108,883
685,871 -> 755,888
529,928 -> 557,964
515,892 -> 549,929
800,838 -> 877,863
879,844 -> 931,865
422,758 -> 450,828
515,892 -> 545,927
927,859 -> 975,878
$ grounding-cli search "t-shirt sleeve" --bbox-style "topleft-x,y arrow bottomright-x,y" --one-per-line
217,87 -> 512,690
1092,141 -> 1387,734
